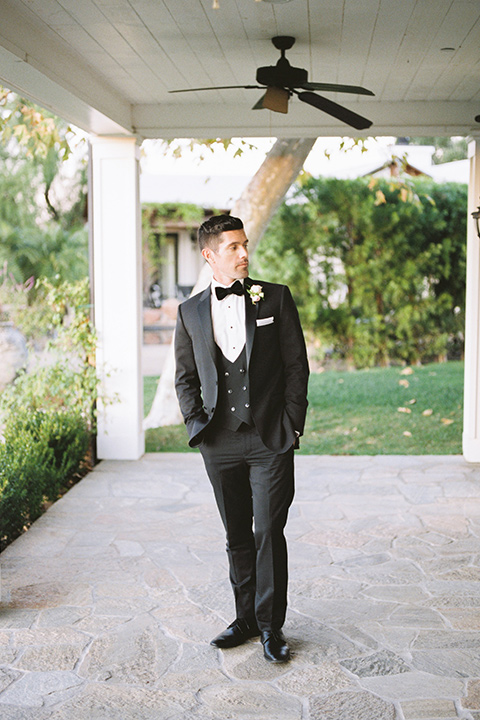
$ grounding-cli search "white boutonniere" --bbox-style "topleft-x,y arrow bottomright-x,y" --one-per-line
247,284 -> 264,304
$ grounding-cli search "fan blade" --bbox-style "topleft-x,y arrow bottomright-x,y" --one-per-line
301,82 -> 374,96
169,85 -> 261,93
297,91 -> 372,130
252,94 -> 266,110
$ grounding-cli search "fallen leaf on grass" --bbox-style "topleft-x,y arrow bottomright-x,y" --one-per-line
403,431 -> 412,437
400,367 -> 414,375
408,398 -> 416,404
441,418 -> 454,425
338,379 -> 344,384
422,409 -> 433,416
399,379 -> 410,388
398,407 -> 412,414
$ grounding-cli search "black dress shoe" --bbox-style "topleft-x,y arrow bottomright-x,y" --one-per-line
210,619 -> 260,648
261,630 -> 290,663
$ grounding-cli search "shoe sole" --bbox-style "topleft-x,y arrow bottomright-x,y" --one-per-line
264,653 -> 290,663
211,634 -> 260,648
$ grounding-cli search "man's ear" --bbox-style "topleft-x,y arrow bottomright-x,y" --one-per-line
202,247 -> 213,264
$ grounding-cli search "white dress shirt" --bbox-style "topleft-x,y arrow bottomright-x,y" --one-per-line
211,279 -> 246,362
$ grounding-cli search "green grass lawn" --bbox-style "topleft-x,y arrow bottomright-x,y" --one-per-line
144,361 -> 464,454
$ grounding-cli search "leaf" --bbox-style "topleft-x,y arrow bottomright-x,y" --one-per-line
441,418 -> 454,425
422,409 -> 433,416
399,379 -> 409,388
398,407 -> 411,414
408,398 -> 416,404
403,431 -> 412,437
400,367 -> 414,375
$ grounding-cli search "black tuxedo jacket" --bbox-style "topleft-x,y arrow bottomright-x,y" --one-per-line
174,278 -> 309,453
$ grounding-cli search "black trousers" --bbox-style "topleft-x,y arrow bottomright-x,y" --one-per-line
199,425 -> 294,631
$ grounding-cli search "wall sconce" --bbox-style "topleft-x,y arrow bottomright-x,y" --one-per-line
472,206 -> 480,239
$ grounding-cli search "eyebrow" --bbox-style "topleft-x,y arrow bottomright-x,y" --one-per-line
224,237 -> 249,248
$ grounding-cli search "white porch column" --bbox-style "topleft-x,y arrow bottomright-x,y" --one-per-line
90,136 -> 144,459
463,138 -> 480,462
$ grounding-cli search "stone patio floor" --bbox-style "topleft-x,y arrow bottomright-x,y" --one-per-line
1,453 -> 480,720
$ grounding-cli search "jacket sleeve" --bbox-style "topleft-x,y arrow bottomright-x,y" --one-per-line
174,304 -> 208,444
279,285 -> 310,436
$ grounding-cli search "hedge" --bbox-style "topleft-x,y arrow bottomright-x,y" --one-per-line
0,409 -> 90,550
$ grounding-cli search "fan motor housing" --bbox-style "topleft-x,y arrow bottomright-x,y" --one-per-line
256,64 -> 308,88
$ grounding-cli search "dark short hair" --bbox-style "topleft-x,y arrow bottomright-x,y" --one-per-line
198,214 -> 244,251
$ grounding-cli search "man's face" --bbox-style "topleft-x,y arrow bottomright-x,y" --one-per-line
202,229 -> 249,285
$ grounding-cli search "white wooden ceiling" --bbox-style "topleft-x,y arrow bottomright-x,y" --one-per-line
1,0 -> 480,139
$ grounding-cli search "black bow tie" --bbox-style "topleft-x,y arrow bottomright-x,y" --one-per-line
215,280 -> 244,301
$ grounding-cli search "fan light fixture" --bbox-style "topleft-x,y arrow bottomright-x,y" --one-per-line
472,206 -> 480,239
262,86 -> 289,113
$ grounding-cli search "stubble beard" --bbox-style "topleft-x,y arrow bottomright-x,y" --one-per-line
237,263 -> 249,278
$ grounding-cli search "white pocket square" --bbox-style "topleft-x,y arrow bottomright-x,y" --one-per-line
256,316 -> 274,327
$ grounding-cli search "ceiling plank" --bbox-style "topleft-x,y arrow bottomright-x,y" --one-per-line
1,0 -> 479,139
0,0 -> 133,130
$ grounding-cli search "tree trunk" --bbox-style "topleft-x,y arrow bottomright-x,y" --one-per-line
143,137 -> 316,429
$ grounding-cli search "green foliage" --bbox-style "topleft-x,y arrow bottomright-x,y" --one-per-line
142,202 -> 204,299
0,409 -> 90,549
0,87 -> 88,286
0,224 -> 88,288
252,176 -> 467,367
143,202 -> 204,226
399,136 -> 468,164
0,277 -> 96,549
0,147 -> 38,228
153,137 -> 259,162
1,277 -> 98,420
0,88 -> 72,161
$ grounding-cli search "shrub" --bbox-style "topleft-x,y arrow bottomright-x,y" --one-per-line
253,176 -> 467,368
0,277 -> 98,549
0,409 -> 90,550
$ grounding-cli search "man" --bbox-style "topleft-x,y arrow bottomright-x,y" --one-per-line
174,214 -> 309,663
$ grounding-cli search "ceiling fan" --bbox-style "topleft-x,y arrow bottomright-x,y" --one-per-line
169,36 -> 374,131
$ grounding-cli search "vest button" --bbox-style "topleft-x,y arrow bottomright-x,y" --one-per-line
242,386 -> 247,391
231,407 -> 236,412
245,403 -> 250,408
225,372 -> 230,377
239,368 -> 245,373
228,389 -> 233,394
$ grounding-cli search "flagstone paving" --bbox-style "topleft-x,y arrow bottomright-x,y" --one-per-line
1,453 -> 480,719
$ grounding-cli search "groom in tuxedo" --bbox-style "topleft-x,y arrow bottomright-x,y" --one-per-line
174,214 -> 309,663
